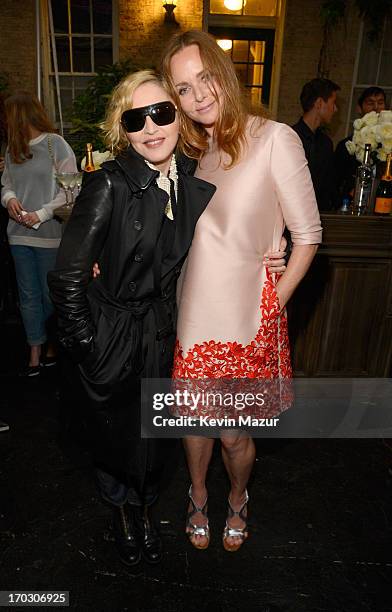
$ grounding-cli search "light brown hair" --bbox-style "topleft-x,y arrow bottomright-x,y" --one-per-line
5,91 -> 56,164
101,69 -> 172,155
161,30 -> 265,167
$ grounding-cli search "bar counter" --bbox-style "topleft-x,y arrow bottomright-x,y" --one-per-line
288,213 -> 392,377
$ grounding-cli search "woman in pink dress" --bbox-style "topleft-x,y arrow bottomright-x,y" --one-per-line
161,31 -> 322,553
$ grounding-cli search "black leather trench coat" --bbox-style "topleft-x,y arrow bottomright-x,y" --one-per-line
48,146 -> 215,489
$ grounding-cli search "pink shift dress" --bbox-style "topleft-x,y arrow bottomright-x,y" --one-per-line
172,119 -> 322,385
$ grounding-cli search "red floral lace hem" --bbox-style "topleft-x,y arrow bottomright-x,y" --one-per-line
172,274 -> 292,380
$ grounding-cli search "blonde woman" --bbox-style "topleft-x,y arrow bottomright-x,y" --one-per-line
48,70 -> 216,566
161,31 -> 322,552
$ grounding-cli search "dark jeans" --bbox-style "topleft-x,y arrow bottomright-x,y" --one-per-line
10,245 -> 57,345
95,467 -> 159,507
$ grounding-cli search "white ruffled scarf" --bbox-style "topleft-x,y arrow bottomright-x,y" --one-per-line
145,154 -> 178,220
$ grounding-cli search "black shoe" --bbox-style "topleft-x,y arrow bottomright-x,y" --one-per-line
112,505 -> 141,567
19,365 -> 40,378
40,356 -> 57,367
136,505 -> 163,565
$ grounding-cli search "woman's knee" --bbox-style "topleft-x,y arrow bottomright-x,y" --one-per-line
220,432 -> 249,454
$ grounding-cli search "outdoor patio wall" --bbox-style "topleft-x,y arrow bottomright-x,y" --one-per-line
0,0 -> 363,145
118,0 -> 203,70
0,0 -> 37,94
278,0 -> 362,143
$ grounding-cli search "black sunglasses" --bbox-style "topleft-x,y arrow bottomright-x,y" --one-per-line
121,101 -> 177,133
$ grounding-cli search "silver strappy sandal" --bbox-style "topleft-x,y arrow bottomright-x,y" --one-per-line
186,486 -> 210,550
222,490 -> 249,552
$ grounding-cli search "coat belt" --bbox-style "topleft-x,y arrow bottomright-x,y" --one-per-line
89,281 -> 175,339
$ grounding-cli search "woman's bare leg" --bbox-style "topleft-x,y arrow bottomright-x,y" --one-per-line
183,435 -> 215,547
220,432 -> 255,548
29,344 -> 41,367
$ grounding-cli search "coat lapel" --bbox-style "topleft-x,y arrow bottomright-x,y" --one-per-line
161,173 -> 216,278
104,148 -> 216,279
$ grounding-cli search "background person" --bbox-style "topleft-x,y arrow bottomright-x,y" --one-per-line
334,86 -> 387,203
292,78 -> 340,211
161,31 -> 322,553
0,92 -> 10,431
1,91 -> 77,377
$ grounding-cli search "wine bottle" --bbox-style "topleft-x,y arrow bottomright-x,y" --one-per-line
374,154 -> 392,216
84,143 -> 96,172
352,143 -> 373,215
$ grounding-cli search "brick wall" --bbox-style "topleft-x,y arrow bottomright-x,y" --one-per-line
0,0 -> 36,94
118,0 -> 362,144
0,0 -> 362,146
118,0 -> 202,69
277,0 -> 361,143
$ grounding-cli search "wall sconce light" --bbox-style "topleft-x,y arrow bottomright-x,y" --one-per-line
163,0 -> 178,23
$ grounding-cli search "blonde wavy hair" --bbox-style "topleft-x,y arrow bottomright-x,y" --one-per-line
101,69 -> 171,155
160,30 -> 266,168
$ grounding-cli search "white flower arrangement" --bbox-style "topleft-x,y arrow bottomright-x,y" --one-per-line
346,110 -> 392,163
80,149 -> 113,170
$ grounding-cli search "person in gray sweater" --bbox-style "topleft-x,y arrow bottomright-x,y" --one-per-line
0,92 -> 10,429
1,91 -> 77,376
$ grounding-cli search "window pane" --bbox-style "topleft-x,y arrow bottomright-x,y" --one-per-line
216,39 -> 233,54
248,63 -> 264,87
232,40 -> 248,62
379,51 -> 392,86
244,0 -> 277,16
71,0 -> 91,34
51,0 -> 68,34
234,64 -> 248,87
55,37 -> 71,72
51,75 -> 93,121
250,41 -> 265,63
379,18 -> 392,86
94,37 -> 113,69
357,35 -> 381,84
72,37 -> 92,72
60,87 -> 74,111
93,0 -> 112,34
249,86 -> 263,107
70,75 -> 94,88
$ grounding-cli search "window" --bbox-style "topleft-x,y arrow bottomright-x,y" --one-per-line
206,0 -> 285,112
47,0 -> 117,122
347,16 -> 392,132
210,29 -> 275,105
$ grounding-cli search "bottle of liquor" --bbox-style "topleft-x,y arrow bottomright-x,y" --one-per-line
374,153 -> 392,216
352,143 -> 373,215
84,143 -> 95,172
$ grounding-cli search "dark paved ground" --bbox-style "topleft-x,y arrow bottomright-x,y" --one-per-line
1,318 -> 392,612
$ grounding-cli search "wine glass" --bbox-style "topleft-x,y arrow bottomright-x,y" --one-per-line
56,172 -> 83,208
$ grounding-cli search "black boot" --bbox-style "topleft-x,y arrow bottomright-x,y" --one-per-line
112,504 -> 141,567
135,505 -> 162,564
